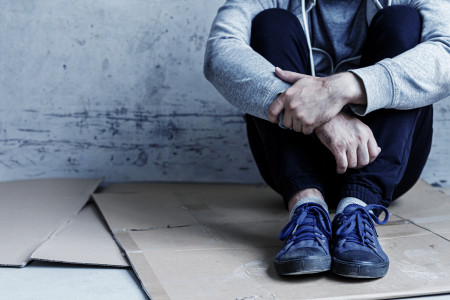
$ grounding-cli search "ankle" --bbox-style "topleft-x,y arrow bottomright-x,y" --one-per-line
288,188 -> 324,212
288,189 -> 328,220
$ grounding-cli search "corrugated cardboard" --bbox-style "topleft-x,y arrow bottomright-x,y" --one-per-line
94,181 -> 450,300
31,203 -> 129,267
0,178 -> 127,267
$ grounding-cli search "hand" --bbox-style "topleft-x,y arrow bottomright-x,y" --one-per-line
315,112 -> 381,174
269,67 -> 367,134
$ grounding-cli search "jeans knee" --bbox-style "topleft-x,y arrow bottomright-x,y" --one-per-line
252,8 -> 298,29
371,5 -> 422,50
251,9 -> 300,44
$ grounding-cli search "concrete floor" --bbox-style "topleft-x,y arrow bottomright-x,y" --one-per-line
0,251 -> 449,299
0,261 -> 147,300
2,220 -> 450,300
1,261 -> 449,300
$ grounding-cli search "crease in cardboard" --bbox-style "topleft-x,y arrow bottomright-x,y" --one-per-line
130,224 -> 193,232
393,214 -> 450,243
111,224 -> 193,234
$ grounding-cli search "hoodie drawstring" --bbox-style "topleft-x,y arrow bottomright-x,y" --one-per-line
301,0 -> 316,76
300,0 -> 391,77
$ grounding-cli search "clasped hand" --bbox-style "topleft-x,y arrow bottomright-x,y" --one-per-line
269,67 -> 349,134
269,67 -> 380,173
315,112 -> 381,174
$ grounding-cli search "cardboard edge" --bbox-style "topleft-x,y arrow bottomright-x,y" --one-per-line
30,258 -> 130,268
113,233 -> 168,300
92,196 -> 157,299
0,262 -> 27,268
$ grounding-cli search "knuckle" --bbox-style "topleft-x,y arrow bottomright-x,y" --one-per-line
337,165 -> 347,174
268,107 -> 278,117
333,141 -> 345,152
303,118 -> 313,127
359,159 -> 369,167
356,135 -> 365,143
284,89 -> 294,98
287,101 -> 297,111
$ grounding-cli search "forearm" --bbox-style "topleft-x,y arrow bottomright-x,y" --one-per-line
204,0 -> 289,119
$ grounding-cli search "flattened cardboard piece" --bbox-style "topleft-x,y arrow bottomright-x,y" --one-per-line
97,181 -> 450,300
30,203 -> 129,267
93,192 -> 198,230
101,183 -> 285,225
389,179 -> 450,241
0,178 -> 102,266
390,180 -> 450,220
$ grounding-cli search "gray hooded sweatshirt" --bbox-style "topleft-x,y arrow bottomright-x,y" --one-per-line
204,0 -> 450,120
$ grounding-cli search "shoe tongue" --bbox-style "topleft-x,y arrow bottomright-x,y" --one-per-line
343,204 -> 365,214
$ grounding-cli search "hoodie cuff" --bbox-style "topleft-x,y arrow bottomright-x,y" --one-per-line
262,79 -> 291,120
349,63 -> 394,116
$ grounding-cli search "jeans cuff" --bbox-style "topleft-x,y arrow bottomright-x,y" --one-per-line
339,183 -> 386,206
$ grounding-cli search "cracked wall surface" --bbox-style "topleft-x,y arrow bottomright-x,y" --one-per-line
0,0 -> 449,185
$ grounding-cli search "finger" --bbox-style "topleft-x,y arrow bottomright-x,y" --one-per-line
292,120 -> 302,133
357,143 -> 370,168
275,67 -> 309,83
334,149 -> 348,174
282,109 -> 293,129
347,148 -> 358,169
368,136 -> 381,163
302,124 -> 314,135
268,94 -> 285,123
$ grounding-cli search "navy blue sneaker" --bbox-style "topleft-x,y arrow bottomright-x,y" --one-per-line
332,204 -> 389,278
274,203 -> 332,275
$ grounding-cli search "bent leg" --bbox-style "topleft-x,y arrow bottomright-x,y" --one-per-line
246,9 -> 333,206
339,5 -> 433,207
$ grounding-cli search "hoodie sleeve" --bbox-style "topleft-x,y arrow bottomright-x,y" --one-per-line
203,0 -> 291,120
349,0 -> 450,115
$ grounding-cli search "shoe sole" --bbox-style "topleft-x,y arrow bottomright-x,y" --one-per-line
332,259 -> 389,278
274,256 -> 331,276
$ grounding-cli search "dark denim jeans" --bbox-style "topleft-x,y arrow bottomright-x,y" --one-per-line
246,6 -> 433,208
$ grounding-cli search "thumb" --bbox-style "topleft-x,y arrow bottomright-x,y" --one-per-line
275,67 -> 309,83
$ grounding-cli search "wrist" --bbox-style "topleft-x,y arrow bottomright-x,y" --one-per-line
328,72 -> 367,106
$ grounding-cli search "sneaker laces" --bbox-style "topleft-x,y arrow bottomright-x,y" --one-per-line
335,204 -> 389,250
279,203 -> 332,249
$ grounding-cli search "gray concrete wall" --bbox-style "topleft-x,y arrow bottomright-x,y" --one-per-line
0,0 -> 449,185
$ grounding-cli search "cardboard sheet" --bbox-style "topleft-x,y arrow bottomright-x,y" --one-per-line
95,181 -> 450,300
31,203 -> 129,267
0,178 -> 103,267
